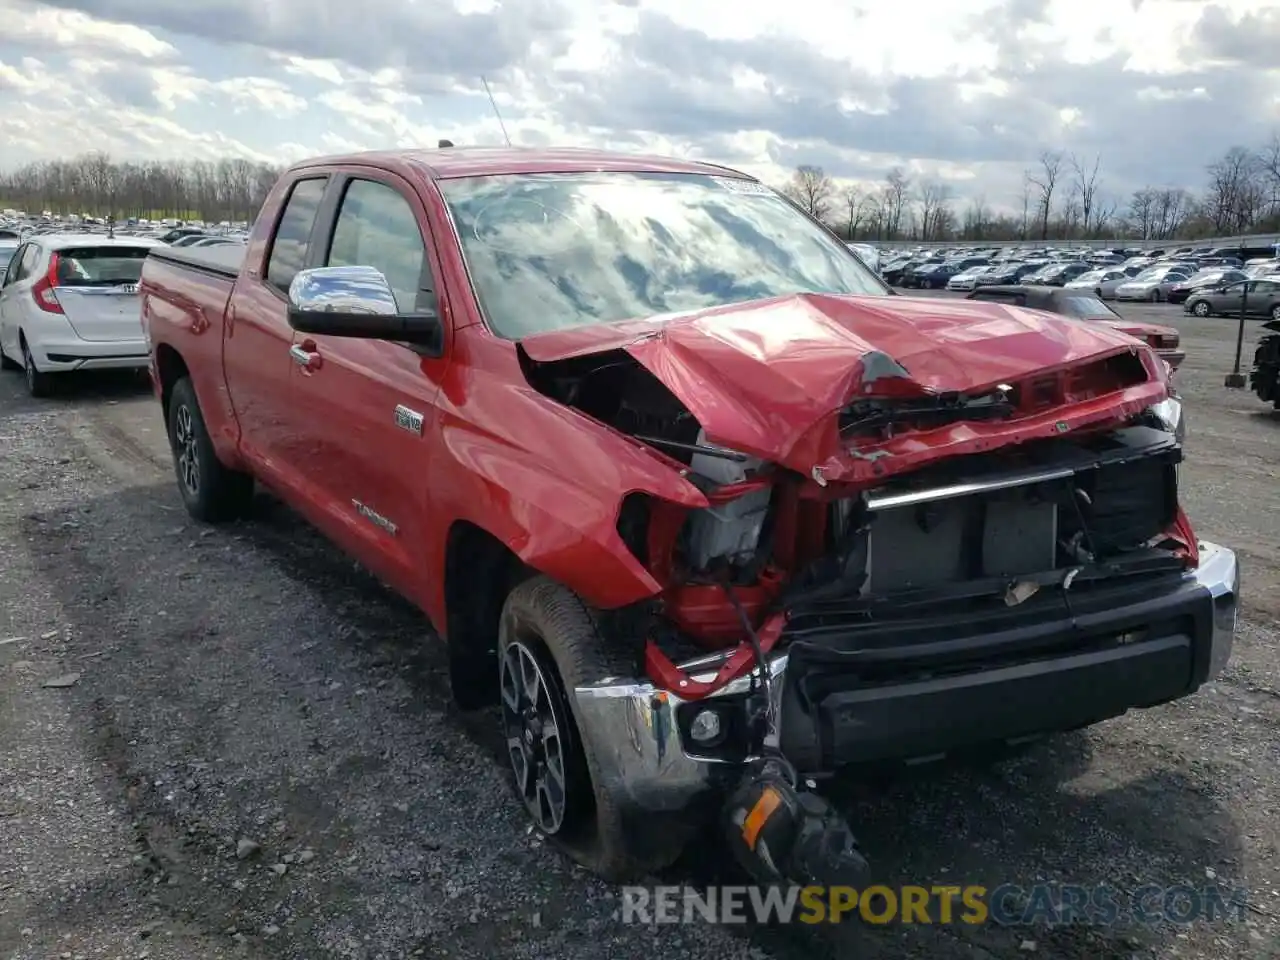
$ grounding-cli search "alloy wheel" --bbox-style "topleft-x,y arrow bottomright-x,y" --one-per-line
1193,302 -> 1211,317
173,403 -> 201,496
500,640 -> 569,834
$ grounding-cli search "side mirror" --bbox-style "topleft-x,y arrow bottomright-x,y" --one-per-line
286,265 -> 444,357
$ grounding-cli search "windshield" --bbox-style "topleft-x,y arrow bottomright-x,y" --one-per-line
438,171 -> 889,338
1134,267 -> 1173,281
1059,296 -> 1119,319
55,246 -> 151,286
1075,271 -> 1104,282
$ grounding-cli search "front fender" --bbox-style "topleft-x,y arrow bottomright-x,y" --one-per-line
432,411 -> 707,611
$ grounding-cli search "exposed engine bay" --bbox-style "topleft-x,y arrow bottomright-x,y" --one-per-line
520,345 -> 1191,692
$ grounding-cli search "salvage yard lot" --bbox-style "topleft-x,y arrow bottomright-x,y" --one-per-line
1,294 -> 1278,960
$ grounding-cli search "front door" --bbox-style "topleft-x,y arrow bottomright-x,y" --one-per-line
1211,281 -> 1247,315
0,242 -> 31,359
284,172 -> 451,602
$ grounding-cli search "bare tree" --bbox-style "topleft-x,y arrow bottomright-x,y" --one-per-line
1026,150 -> 1065,240
1070,154 -> 1102,234
881,167 -> 911,240
1018,173 -> 1033,240
1128,188 -> 1157,239
1203,147 -> 1266,234
782,165 -> 836,221
0,153 -> 283,222
841,184 -> 869,240
915,180 -> 954,241
1152,188 -> 1192,239
962,195 -> 991,240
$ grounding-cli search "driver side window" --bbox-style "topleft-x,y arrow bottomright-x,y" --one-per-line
325,179 -> 431,313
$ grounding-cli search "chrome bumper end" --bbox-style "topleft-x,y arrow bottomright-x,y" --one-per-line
1191,540 -> 1239,682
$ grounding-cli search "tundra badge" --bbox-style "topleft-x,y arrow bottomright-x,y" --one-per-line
351,500 -> 398,536
394,405 -> 424,435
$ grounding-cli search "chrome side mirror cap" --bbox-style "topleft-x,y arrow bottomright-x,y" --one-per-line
288,265 -> 399,316
286,265 -> 444,357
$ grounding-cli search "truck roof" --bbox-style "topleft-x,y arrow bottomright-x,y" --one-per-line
291,146 -> 753,181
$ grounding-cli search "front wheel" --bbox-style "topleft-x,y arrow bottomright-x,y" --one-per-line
1192,301 -> 1212,317
167,377 -> 253,522
498,576 -> 681,881
1150,289 -> 1162,303
1271,305 -> 1280,321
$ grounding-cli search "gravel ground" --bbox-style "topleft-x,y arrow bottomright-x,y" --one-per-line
1,298 -> 1279,960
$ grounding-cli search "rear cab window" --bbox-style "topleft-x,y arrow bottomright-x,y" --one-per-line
54,247 -> 152,286
265,177 -> 327,293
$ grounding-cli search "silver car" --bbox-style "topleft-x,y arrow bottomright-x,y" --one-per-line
946,265 -> 996,291
1063,268 -> 1132,300
1114,265 -> 1193,302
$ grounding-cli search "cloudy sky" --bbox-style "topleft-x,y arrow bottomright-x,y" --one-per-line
0,0 -> 1276,210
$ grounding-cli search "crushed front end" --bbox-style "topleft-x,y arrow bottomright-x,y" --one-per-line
523,297 -> 1240,887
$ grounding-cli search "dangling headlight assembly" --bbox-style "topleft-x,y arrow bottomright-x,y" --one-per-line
1147,395 -> 1186,445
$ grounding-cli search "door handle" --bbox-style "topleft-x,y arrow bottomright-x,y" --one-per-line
289,343 -> 322,371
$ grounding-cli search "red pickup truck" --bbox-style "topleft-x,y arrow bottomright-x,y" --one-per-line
140,147 -> 1239,887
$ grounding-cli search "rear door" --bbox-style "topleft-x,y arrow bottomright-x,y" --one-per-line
1250,280 -> 1280,316
49,244 -> 152,341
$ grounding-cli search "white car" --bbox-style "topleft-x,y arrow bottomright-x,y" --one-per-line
1114,265 -> 1192,302
1063,268 -> 1132,300
0,234 -> 159,396
946,265 -> 994,291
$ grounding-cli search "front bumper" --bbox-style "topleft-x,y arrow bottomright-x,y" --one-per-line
573,542 -> 1238,827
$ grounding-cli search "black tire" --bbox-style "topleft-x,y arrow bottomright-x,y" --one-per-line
1150,289 -> 1161,303
21,338 -> 53,398
1094,288 -> 1103,298
166,376 -> 253,522
1271,305 -> 1280,321
498,576 -> 679,881
1192,301 -> 1212,318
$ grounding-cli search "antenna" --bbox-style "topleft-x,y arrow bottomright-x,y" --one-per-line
480,75 -> 512,147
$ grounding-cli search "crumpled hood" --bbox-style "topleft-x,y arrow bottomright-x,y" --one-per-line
519,293 -> 1163,479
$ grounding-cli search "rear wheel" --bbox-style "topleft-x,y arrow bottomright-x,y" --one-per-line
167,376 -> 254,522
21,337 -> 53,398
498,576 -> 680,881
1094,288 -> 1103,298
1150,289 -> 1162,303
1192,301 -> 1212,317
1271,305 -> 1280,321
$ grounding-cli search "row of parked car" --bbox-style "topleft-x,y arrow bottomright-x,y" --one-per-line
872,247 -> 1280,320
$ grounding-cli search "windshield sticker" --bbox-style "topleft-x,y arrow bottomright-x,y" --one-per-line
711,176 -> 776,196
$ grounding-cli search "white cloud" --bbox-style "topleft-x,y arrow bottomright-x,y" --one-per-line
0,0 -> 1277,214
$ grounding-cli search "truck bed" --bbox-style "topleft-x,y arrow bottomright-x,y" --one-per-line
147,242 -> 245,279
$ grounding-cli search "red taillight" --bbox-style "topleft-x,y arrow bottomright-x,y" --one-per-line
30,253 -> 63,314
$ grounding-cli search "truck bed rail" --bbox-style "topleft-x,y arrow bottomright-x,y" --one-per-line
147,243 -> 244,279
